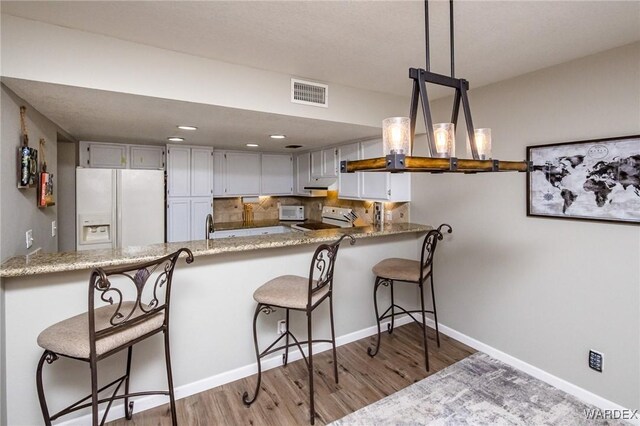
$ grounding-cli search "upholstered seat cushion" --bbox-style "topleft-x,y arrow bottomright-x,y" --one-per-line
37,301 -> 165,359
372,258 -> 430,282
253,275 -> 326,310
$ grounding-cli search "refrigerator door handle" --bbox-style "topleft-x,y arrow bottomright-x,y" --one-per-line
115,170 -> 122,249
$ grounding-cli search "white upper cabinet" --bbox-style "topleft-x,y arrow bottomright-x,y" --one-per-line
261,154 -> 293,195
295,153 -> 312,196
310,148 -> 338,178
191,147 -> 214,196
310,150 -> 323,178
338,143 -> 360,199
360,140 -> 390,200
80,142 -> 128,168
166,145 -> 191,197
130,145 -> 165,170
225,152 -> 261,196
322,148 -> 338,177
358,139 -> 411,202
213,151 -> 226,197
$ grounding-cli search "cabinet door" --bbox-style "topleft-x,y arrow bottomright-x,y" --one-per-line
322,148 -> 338,177
166,145 -> 191,197
167,198 -> 190,243
225,152 -> 261,195
86,143 -> 128,168
261,154 -> 293,195
360,139 -> 390,200
213,151 -> 226,197
295,153 -> 312,195
190,197 -> 213,241
130,145 -> 165,170
338,143 -> 360,199
310,150 -> 323,178
191,147 -> 213,196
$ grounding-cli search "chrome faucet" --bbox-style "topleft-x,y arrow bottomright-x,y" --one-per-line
205,214 -> 214,240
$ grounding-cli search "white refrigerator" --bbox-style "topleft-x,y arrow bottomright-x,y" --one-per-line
76,168 -> 165,251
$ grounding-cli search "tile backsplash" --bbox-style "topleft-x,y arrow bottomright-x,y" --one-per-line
213,192 -> 409,224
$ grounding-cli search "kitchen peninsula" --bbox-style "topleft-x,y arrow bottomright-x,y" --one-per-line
0,223 -> 429,425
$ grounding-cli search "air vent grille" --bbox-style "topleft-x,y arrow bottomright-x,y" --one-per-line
291,78 -> 328,107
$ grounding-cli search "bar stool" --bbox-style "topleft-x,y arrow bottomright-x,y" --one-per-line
242,234 -> 355,424
367,224 -> 452,371
36,248 -> 194,426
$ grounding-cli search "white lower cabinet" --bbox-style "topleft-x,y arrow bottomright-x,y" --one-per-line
190,197 -> 213,241
167,197 -> 212,242
167,198 -> 191,243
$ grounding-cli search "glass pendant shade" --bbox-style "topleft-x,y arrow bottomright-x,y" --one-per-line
467,128 -> 492,160
433,123 -> 455,158
382,117 -> 411,155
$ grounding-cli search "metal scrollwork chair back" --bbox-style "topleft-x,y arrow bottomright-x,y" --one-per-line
36,248 -> 194,426
307,234 -> 356,308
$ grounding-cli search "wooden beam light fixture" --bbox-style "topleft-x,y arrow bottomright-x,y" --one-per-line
341,0 -> 531,174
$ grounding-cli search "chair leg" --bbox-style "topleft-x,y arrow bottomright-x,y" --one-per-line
163,329 -> 178,426
387,280 -> 395,334
124,346 -> 134,420
243,304 -> 264,405
283,308 -> 290,366
429,274 -> 441,347
367,276 -> 384,357
419,283 -> 430,372
307,309 -> 315,425
36,351 -> 57,426
90,355 -> 99,426
329,294 -> 339,384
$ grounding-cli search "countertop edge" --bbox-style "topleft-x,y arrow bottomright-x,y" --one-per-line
0,224 -> 431,278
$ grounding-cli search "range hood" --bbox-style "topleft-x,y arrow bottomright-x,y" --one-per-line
304,178 -> 337,191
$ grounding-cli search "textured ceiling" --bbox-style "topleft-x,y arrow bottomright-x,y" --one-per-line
1,1 -> 638,148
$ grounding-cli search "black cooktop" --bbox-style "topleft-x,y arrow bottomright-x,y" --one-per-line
294,222 -> 340,230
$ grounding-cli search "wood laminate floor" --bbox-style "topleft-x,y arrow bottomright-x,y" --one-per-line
108,323 -> 474,425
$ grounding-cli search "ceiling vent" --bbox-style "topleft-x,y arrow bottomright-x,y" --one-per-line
291,78 -> 328,108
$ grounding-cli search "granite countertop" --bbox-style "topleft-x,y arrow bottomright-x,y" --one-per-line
0,223 -> 430,278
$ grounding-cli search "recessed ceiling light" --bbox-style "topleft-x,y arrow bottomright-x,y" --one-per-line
167,137 -> 184,142
246,143 -> 259,147
177,125 -> 198,131
270,134 -> 286,139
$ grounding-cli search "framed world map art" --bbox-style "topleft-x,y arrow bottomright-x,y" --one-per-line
527,135 -> 640,224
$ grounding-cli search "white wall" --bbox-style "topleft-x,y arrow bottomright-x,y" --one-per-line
0,14 -> 406,129
56,141 -> 76,252
411,42 -> 640,409
1,85 -> 59,260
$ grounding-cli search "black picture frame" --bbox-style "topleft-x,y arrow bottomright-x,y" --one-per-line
526,135 -> 640,225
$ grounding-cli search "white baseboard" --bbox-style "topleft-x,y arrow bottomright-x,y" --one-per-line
421,317 -> 638,425
58,316 -> 414,425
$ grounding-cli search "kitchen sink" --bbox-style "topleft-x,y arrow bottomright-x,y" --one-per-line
209,225 -> 294,239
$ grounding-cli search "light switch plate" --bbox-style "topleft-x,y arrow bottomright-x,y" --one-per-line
51,221 -> 57,237
26,229 -> 33,248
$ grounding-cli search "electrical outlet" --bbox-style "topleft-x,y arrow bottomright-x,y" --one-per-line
51,221 -> 57,237
25,229 -> 33,249
589,350 -> 603,372
277,320 -> 287,335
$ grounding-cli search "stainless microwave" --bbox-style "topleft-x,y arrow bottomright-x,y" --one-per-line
279,205 -> 304,221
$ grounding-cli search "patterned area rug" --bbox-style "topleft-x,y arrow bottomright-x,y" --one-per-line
332,352 -> 625,425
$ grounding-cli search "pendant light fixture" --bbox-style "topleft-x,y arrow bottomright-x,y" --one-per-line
341,0 -> 531,174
